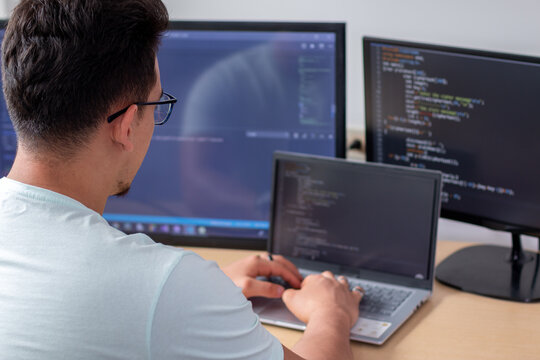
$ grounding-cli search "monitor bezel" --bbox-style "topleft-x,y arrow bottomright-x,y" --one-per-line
363,36 -> 540,237
146,21 -> 347,249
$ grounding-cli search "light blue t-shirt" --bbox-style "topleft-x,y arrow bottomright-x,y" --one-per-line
0,177 -> 283,359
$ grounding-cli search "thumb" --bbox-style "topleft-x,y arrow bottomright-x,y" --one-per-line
282,288 -> 308,323
281,288 -> 297,306
244,279 -> 284,298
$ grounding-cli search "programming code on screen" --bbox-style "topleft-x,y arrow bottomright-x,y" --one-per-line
272,159 -> 437,279
366,41 -> 540,228
276,161 -> 359,259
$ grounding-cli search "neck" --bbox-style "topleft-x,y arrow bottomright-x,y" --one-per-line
7,145 -> 113,214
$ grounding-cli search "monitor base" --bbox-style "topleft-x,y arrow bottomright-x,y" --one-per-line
436,240 -> 540,303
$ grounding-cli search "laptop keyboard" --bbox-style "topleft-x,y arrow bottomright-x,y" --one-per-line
353,282 -> 412,316
263,274 -> 412,317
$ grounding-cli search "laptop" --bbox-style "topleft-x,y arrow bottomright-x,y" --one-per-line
251,151 -> 442,345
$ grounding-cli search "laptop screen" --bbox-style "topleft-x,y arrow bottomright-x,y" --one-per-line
271,153 -> 441,280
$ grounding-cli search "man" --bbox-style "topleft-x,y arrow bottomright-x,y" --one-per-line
0,1 -> 362,359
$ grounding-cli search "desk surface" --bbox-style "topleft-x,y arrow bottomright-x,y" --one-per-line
186,241 -> 540,360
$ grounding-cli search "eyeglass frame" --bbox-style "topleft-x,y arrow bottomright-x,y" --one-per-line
107,91 -> 177,125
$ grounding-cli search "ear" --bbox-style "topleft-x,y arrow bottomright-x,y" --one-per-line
110,104 -> 138,152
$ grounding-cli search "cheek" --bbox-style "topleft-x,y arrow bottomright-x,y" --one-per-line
146,123 -> 155,147
139,122 -> 154,159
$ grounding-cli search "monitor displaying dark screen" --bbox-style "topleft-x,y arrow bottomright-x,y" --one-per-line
364,37 -> 540,302
102,22 -> 346,248
364,37 -> 540,233
270,153 -> 441,281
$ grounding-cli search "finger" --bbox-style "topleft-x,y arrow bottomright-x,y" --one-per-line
299,273 -> 318,287
257,259 -> 302,288
281,288 -> 309,324
267,255 -> 302,280
244,278 -> 285,299
352,286 -> 365,302
281,288 -> 298,307
321,270 -> 335,279
270,254 -> 303,280
337,275 -> 348,286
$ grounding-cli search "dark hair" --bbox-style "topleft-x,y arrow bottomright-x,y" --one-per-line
1,0 -> 168,156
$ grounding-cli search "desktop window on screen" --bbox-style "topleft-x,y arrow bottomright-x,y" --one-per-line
101,27 -> 343,243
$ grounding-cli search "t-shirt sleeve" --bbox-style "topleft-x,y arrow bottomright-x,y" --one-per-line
149,251 -> 284,360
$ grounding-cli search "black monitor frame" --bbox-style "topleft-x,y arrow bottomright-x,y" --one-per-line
364,36 -> 540,237
363,36 -> 540,302
136,21 -> 346,250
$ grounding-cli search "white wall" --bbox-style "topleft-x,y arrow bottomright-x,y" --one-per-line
0,0 -> 15,18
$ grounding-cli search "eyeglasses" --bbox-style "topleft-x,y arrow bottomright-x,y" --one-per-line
107,91 -> 177,125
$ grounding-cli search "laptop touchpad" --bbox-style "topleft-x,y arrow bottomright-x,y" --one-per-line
251,298 -> 304,326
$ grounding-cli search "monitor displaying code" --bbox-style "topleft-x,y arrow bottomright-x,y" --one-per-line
364,38 -> 540,231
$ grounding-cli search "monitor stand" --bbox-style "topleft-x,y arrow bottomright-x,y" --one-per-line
436,233 -> 540,302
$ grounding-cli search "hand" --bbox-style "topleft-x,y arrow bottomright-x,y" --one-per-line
282,271 -> 363,329
221,254 -> 303,299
